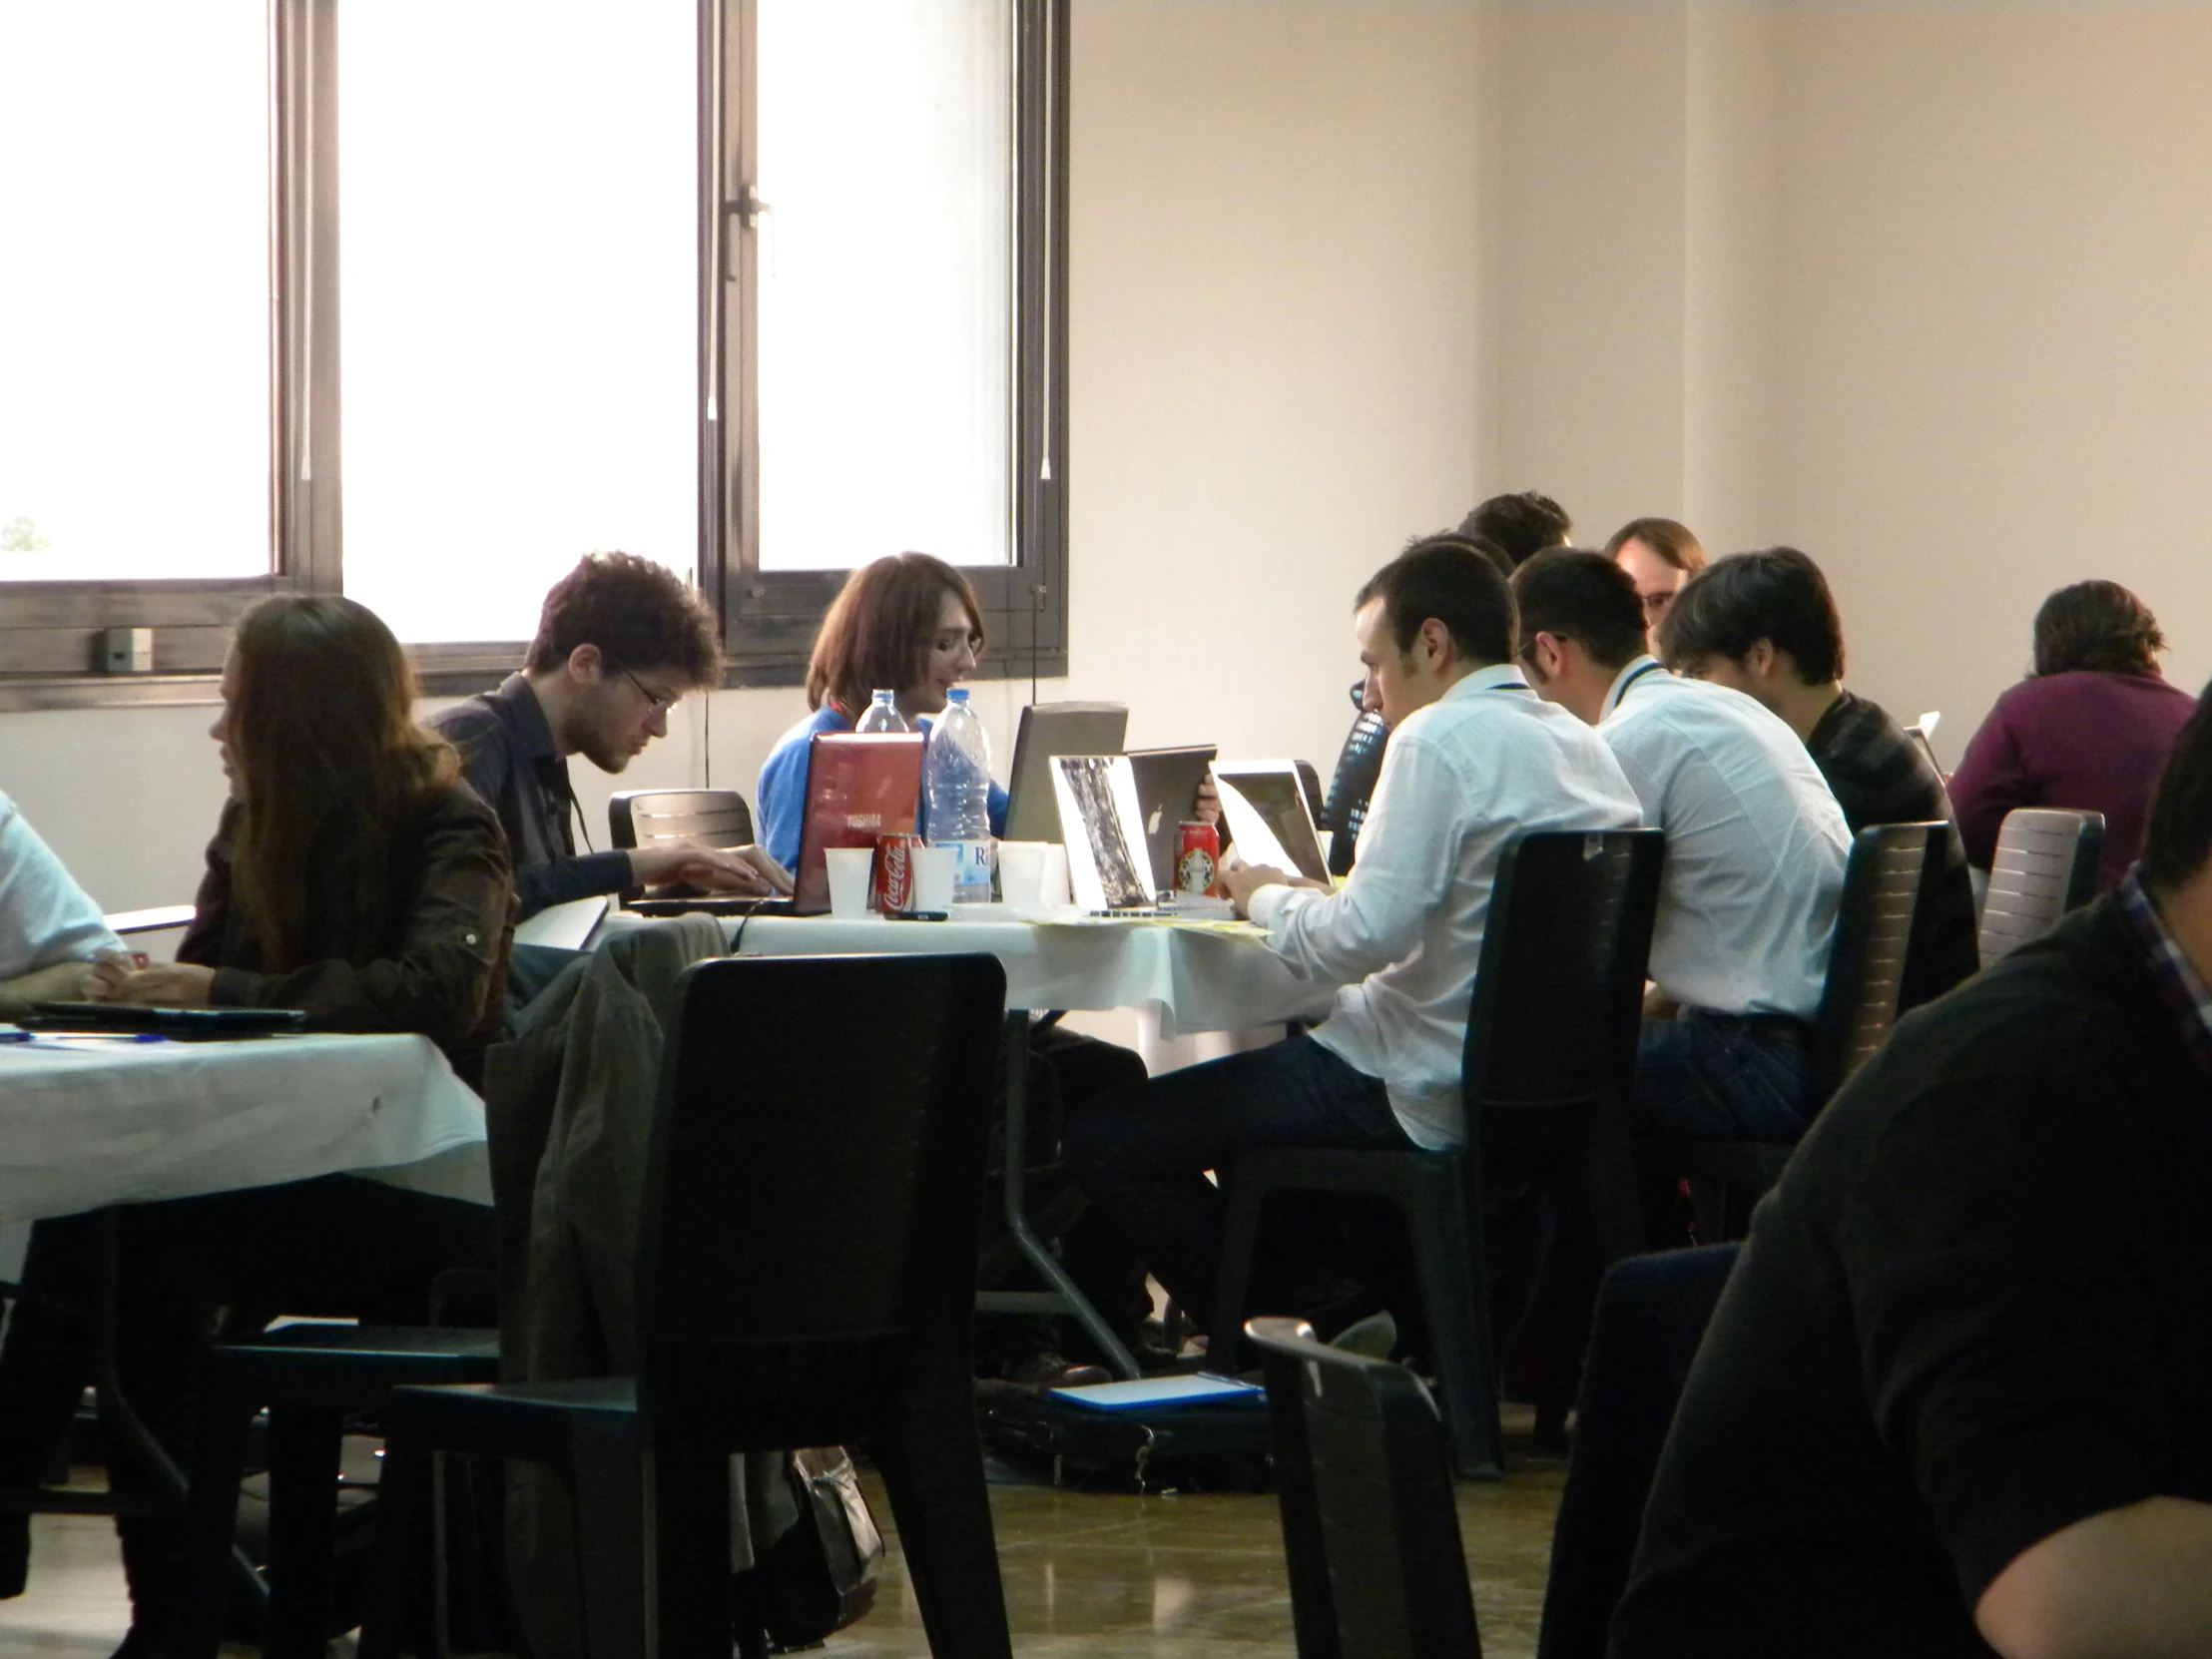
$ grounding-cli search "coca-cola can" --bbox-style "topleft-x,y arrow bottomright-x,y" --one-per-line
1176,823 -> 1221,897
875,832 -> 924,912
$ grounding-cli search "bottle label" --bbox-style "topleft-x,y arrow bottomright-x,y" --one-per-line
947,839 -> 995,900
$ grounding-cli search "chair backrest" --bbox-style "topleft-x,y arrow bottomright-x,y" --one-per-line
608,788 -> 756,851
1321,711 -> 1388,876
1808,823 -> 1939,1109
1977,807 -> 2104,963
1535,1244 -> 1740,1659
634,952 -> 1006,1446
1246,1316 -> 1483,1659
1462,830 -> 1667,1170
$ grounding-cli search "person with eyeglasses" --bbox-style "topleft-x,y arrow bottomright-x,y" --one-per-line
428,553 -> 790,961
1604,516 -> 1708,650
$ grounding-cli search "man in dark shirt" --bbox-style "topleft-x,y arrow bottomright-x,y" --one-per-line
1658,545 -> 1978,1009
1613,680 -> 2212,1659
428,553 -> 788,924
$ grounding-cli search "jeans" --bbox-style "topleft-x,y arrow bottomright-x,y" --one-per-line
1634,1008 -> 1814,1141
1063,1034 -> 1414,1326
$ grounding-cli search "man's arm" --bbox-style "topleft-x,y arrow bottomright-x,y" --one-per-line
0,958 -> 98,1018
1977,1497 -> 2212,1659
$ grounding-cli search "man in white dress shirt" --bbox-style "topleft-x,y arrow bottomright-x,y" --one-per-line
0,790 -> 121,1018
1065,538 -> 1643,1331
1511,550 -> 1850,1141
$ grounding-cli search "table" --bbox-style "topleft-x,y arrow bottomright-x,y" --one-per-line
720,906 -> 1336,1375
0,1030 -> 489,1226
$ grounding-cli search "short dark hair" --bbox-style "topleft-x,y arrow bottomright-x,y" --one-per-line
1510,549 -> 1647,673
2138,677 -> 2212,892
1409,528 -> 1514,579
525,552 -> 721,684
1355,535 -> 1513,667
1656,546 -> 1845,684
1603,516 -> 1707,575
1457,491 -> 1571,568
2031,580 -> 2165,678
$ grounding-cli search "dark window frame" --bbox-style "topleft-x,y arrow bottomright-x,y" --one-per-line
0,0 -> 1068,712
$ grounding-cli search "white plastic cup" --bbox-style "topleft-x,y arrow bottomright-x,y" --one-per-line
824,847 -> 876,918
996,840 -> 1052,909
1041,843 -> 1072,906
914,845 -> 958,911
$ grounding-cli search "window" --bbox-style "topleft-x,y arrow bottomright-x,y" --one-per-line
0,0 -> 1067,705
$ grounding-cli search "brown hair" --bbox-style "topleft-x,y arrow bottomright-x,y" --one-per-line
805,553 -> 986,715
2031,580 -> 2165,678
1603,517 -> 1708,575
524,552 -> 721,684
230,596 -> 459,970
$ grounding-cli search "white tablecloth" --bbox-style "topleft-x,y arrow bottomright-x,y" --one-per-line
0,1031 -> 490,1225
721,904 -> 1336,1036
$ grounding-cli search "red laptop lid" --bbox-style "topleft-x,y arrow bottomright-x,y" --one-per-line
794,732 -> 928,912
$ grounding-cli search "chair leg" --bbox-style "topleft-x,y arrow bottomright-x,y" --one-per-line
175,1377 -> 260,1659
1211,1169 -> 1275,1373
356,1420 -> 431,1659
1403,1173 -> 1504,1480
263,1405 -> 344,1659
565,1417 -> 647,1659
872,1382 -> 1012,1659
648,1428 -> 729,1659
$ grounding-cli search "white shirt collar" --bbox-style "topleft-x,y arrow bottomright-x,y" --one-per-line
1600,654 -> 1666,722
1440,662 -> 1531,704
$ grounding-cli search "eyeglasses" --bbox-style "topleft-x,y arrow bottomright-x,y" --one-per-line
1640,590 -> 1676,621
616,666 -> 679,716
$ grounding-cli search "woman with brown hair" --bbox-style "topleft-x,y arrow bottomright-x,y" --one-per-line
1949,579 -> 2197,888
756,551 -> 1003,869
0,596 -> 510,1649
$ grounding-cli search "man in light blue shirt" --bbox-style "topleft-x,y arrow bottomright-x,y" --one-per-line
1513,550 -> 1851,1142
0,791 -> 121,1017
1066,538 -> 1642,1333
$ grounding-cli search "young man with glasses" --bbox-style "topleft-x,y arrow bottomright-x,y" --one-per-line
430,552 -> 788,932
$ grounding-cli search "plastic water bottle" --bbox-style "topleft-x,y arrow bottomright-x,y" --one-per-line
924,689 -> 994,904
854,689 -> 908,734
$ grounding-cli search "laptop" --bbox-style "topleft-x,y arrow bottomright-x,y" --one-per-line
629,732 -> 925,918
1002,703 -> 1129,844
1126,745 -> 1218,892
23,1001 -> 308,1039
1050,755 -> 1158,910
1214,762 -> 1332,883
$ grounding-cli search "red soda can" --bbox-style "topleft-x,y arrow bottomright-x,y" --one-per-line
875,832 -> 924,912
1176,823 -> 1221,897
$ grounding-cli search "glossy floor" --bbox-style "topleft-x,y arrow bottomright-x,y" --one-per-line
0,1414 -> 1564,1657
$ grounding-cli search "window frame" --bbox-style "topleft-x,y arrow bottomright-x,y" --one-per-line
0,0 -> 1068,711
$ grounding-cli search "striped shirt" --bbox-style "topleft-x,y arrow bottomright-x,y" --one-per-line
2115,866 -> 2212,1085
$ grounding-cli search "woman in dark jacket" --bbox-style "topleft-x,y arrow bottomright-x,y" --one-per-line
0,596 -> 512,1651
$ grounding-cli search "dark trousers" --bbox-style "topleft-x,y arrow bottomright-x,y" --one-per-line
0,1175 -> 495,1624
1633,1008 -> 1815,1140
1064,1034 -> 1414,1327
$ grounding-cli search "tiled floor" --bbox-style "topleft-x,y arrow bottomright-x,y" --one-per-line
0,1415 -> 1564,1657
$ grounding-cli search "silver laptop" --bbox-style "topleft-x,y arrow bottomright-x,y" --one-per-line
1126,745 -> 1218,892
1003,702 -> 1129,843
1215,761 -> 1331,883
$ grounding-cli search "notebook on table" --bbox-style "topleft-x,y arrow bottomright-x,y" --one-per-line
1003,703 -> 1129,844
1214,762 -> 1332,883
23,1001 -> 308,1039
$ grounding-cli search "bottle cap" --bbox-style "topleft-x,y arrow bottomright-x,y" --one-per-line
871,689 -> 895,702
947,688 -> 969,703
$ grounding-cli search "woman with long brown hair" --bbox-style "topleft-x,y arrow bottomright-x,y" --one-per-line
0,596 -> 511,1647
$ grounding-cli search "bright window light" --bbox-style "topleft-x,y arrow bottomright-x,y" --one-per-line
337,1 -> 698,644
0,1 -> 271,584
755,0 -> 1014,572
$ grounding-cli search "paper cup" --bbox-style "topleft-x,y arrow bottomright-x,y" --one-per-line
1041,843 -> 1072,906
914,845 -> 958,911
824,847 -> 876,918
996,840 -> 1053,909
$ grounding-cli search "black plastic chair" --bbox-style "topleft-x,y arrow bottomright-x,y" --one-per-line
1320,711 -> 1388,876
1246,1316 -> 1482,1659
175,1322 -> 501,1659
1977,807 -> 2103,963
1535,1244 -> 1738,1659
1213,829 -> 1666,1477
355,952 -> 1013,1659
607,789 -> 757,855
1639,822 -> 1940,1238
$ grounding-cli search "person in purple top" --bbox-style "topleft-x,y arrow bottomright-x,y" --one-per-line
1949,580 -> 2197,889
